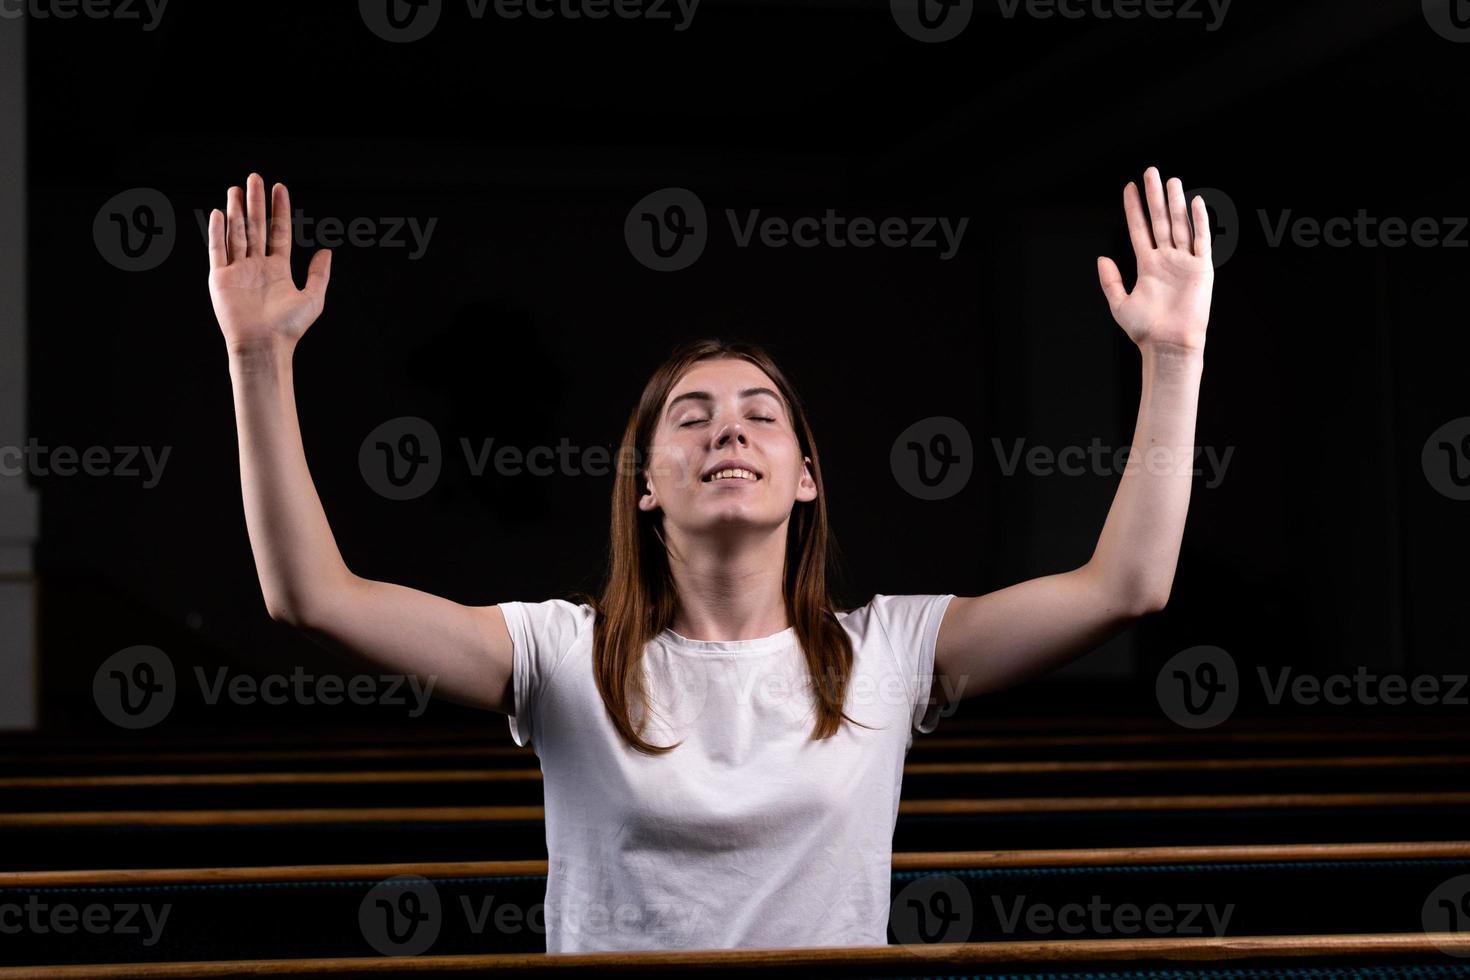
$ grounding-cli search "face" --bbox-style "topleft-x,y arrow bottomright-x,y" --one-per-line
638,358 -> 818,539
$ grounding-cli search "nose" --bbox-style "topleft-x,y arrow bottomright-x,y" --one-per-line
713,421 -> 747,447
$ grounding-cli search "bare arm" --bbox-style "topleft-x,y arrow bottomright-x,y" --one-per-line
210,173 -> 513,714
934,165 -> 1213,700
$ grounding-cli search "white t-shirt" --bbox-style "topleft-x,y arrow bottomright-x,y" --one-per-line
498,592 -> 958,953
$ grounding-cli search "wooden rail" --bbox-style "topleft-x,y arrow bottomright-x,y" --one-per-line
4,840 -> 1469,888
6,791 -> 1470,828
8,727 -> 1470,770
0,934 -> 1466,978
3,753 -> 1467,790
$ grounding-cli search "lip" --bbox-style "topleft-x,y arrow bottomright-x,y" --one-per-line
700,459 -> 764,483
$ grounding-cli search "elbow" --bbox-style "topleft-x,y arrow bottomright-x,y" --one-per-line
266,598 -> 305,627
1127,588 -> 1170,617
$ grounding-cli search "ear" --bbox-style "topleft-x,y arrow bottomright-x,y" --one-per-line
796,455 -> 818,502
637,472 -> 659,512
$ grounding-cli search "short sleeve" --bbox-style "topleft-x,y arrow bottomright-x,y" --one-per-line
496,599 -> 592,749
869,593 -> 957,734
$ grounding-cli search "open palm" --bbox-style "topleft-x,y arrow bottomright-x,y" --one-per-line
1097,166 -> 1214,353
207,174 -> 331,353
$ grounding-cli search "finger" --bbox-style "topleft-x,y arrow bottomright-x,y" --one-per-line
1123,181 -> 1153,255
207,209 -> 228,272
269,182 -> 292,259
1143,166 -> 1170,251
226,186 -> 247,263
1166,176 -> 1190,250
1097,255 -> 1128,314
245,173 -> 267,257
1191,194 -> 1212,259
304,249 -> 332,311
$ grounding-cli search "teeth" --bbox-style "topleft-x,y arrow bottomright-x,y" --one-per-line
708,468 -> 758,482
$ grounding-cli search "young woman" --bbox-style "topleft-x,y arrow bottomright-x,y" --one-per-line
204,166 -> 1213,953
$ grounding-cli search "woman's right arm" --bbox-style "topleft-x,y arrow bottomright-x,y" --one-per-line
210,173 -> 513,715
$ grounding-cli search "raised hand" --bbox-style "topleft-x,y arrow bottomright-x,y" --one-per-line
1097,166 -> 1213,354
207,173 -> 331,355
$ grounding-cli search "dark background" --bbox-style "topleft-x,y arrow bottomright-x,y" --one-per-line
19,0 -> 1470,738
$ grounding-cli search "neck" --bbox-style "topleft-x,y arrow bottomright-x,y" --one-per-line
663,521 -> 790,641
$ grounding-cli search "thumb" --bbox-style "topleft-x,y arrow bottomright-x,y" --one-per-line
304,249 -> 332,308
1096,255 -> 1127,314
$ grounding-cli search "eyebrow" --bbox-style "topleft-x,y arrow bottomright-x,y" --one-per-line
665,387 -> 783,418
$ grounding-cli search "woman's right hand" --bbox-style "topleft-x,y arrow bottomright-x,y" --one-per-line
207,173 -> 331,355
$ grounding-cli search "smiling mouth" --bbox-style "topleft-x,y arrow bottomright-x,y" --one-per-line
702,468 -> 762,483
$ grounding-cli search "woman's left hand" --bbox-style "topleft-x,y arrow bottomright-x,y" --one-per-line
1097,166 -> 1214,354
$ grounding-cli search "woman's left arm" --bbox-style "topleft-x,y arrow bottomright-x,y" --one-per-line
933,165 -> 1214,701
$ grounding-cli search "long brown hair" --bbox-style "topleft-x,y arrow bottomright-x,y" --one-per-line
573,339 -> 857,754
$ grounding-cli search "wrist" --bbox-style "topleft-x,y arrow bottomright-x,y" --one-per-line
227,339 -> 295,375
1140,339 -> 1205,372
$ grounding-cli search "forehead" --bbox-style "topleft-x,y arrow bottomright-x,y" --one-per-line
666,358 -> 782,402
